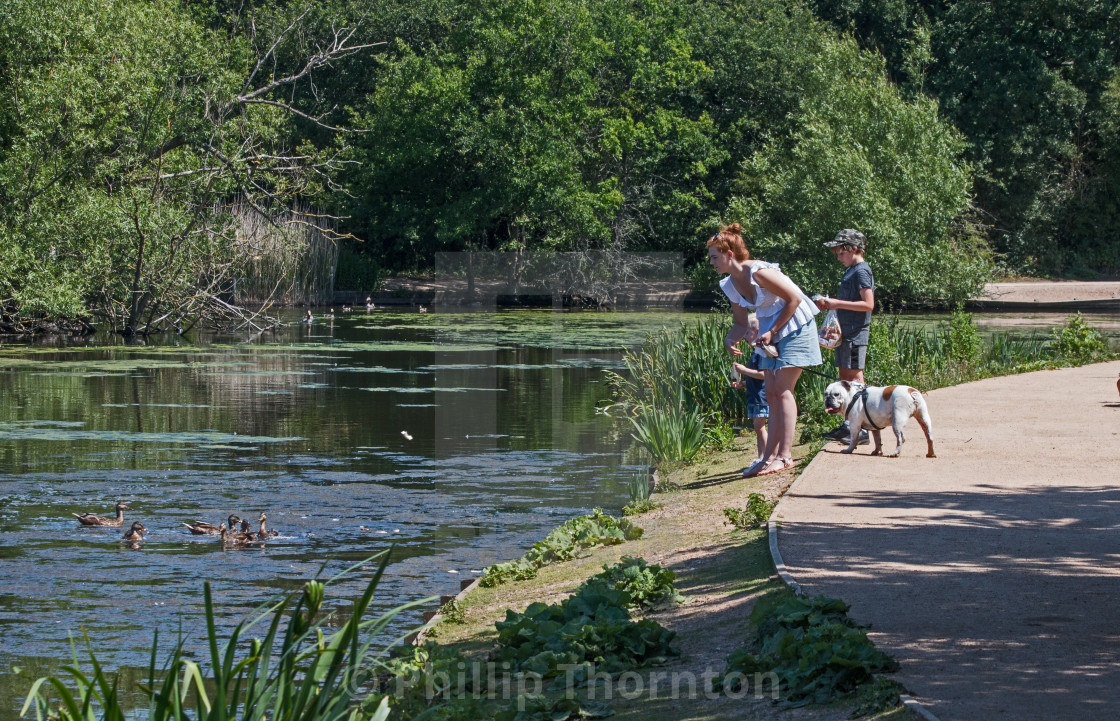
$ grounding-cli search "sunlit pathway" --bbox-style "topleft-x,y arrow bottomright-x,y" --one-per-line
776,360 -> 1120,721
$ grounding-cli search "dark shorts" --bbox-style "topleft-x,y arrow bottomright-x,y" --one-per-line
835,340 -> 867,370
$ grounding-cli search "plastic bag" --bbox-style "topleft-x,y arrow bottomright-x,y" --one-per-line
818,310 -> 842,349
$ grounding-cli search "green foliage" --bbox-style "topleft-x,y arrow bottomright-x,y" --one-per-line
808,0 -> 1120,276
578,556 -> 684,612
628,399 -> 706,464
347,0 -> 725,265
621,499 -> 660,516
718,593 -> 899,705
374,642 -> 493,720
626,469 -> 652,504
480,510 -> 643,588
862,313 -> 1073,391
0,0 -> 355,332
722,493 -> 776,530
494,578 -> 680,679
942,309 -> 983,365
334,245 -> 384,293
850,676 -> 907,718
1048,313 -> 1110,363
622,469 -> 661,516
702,420 -> 737,452
608,314 -> 748,426
337,0 -> 987,300
20,552 -> 417,721
439,598 -> 467,625
728,33 -> 988,306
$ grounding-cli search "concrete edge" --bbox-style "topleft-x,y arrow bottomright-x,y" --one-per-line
900,694 -> 942,721
767,448 -> 943,721
407,577 -> 482,646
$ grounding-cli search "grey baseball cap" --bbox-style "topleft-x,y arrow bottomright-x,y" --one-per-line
824,228 -> 866,249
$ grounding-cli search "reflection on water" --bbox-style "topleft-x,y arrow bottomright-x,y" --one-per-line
0,308 -> 702,716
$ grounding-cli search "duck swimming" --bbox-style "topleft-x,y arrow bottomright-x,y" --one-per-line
183,514 -> 241,535
219,523 -> 252,546
122,521 -> 146,541
73,502 -> 130,527
255,512 -> 279,540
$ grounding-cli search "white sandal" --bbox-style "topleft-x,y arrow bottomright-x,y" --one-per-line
741,458 -> 765,478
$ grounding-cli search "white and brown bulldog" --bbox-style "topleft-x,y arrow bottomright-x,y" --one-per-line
823,381 -> 936,458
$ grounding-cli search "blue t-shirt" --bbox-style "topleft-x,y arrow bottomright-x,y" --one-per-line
836,261 -> 874,345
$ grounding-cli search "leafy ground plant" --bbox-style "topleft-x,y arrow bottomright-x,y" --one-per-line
494,579 -> 680,680
21,551 -> 419,721
717,593 -> 899,708
577,556 -> 684,612
480,510 -> 642,588
1049,312 -> 1110,362
723,493 -> 776,530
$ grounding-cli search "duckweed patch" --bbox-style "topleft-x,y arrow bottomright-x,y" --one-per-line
480,510 -> 642,588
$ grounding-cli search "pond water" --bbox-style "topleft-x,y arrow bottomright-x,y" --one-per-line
1,306 -> 1116,714
0,308 -> 704,715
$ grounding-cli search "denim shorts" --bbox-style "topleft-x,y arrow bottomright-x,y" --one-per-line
835,340 -> 867,370
758,320 -> 823,370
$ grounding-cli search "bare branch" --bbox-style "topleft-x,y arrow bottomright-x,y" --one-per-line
241,98 -> 369,133
241,6 -> 313,96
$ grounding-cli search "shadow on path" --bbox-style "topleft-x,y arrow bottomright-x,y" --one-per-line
777,361 -> 1120,721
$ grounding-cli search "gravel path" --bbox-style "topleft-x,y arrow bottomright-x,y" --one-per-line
775,361 -> 1120,721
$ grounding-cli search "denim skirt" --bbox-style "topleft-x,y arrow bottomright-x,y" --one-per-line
758,320 -> 822,370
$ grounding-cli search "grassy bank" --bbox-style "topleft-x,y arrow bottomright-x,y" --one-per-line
430,433 -> 917,720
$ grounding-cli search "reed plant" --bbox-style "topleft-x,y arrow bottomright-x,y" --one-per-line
865,311 -> 1063,391
613,309 -> 1115,450
21,551 -> 423,721
623,467 -> 660,516
607,313 -> 747,425
627,395 -> 706,464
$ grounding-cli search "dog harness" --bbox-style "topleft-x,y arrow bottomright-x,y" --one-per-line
845,387 -> 884,431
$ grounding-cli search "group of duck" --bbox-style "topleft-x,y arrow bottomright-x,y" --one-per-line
72,501 -> 279,546
304,297 -> 383,323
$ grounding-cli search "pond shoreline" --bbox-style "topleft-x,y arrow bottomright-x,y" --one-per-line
341,279 -> 1120,313
426,438 -> 918,721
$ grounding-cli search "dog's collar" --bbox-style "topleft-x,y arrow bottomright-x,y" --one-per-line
846,387 -> 885,431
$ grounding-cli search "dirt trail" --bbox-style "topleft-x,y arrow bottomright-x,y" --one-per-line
775,360 -> 1120,721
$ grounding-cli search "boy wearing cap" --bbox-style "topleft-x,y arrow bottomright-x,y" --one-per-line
816,229 -> 875,443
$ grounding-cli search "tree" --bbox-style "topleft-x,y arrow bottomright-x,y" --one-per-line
0,0 -> 368,333
727,33 -> 987,305
806,0 -> 1120,275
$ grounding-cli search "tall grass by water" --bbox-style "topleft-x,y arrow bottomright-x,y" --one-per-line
612,311 -> 1117,449
20,552 -> 419,721
605,314 -> 745,464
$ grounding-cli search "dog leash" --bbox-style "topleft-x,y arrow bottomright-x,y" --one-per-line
799,366 -> 840,383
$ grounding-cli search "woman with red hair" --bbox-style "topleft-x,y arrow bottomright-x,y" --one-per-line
707,223 -> 821,477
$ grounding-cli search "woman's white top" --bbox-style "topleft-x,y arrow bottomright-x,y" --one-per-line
719,261 -> 818,341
